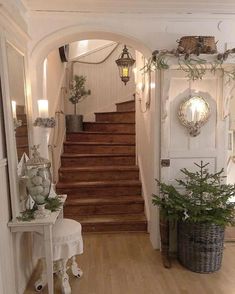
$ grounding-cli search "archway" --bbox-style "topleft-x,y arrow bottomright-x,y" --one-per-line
29,26 -> 160,249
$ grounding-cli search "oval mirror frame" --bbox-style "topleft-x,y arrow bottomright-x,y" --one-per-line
178,95 -> 210,137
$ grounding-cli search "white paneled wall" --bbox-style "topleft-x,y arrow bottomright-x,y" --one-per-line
65,43 -> 136,120
0,91 -> 16,293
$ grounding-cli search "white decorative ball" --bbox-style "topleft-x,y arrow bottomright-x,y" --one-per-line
28,168 -> 38,178
42,179 -> 50,188
26,179 -> 34,188
32,176 -> 43,186
29,185 -> 43,196
36,195 -> 46,204
41,187 -> 50,197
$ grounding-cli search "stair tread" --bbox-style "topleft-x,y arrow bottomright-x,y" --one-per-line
115,100 -> 135,106
75,213 -> 147,224
84,122 -> 135,125
67,131 -> 135,135
64,141 -> 135,146
95,111 -> 135,114
61,153 -> 135,158
57,180 -> 141,188
66,196 -> 144,206
60,166 -> 139,172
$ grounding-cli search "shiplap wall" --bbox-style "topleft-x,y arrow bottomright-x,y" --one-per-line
65,43 -> 136,121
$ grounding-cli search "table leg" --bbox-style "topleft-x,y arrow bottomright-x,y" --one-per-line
44,225 -> 54,294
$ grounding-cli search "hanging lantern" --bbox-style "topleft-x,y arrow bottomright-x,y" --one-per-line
116,45 -> 135,85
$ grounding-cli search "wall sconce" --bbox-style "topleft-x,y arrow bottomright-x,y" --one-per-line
178,96 -> 210,137
34,100 -> 55,128
12,100 -> 22,129
115,45 -> 135,85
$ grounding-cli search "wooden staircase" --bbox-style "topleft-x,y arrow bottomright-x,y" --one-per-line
56,99 -> 147,232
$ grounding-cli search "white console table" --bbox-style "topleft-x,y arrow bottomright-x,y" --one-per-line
8,195 -> 67,294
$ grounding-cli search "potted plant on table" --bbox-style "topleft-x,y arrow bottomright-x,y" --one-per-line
153,161 -> 235,273
66,75 -> 91,132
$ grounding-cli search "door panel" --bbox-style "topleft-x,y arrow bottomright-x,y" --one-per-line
160,69 -> 227,186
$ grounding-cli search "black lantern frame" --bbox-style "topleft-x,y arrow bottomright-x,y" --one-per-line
115,45 -> 135,85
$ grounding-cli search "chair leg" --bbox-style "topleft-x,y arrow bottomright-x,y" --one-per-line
58,259 -> 71,294
71,256 -> 83,278
34,258 -> 47,292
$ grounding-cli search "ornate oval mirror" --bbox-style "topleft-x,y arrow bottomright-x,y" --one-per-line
178,95 -> 210,137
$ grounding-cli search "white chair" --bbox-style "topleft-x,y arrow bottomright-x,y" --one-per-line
33,218 -> 83,294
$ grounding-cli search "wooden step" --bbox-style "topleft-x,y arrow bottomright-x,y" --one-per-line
116,100 -> 135,112
15,135 -> 28,146
61,153 -> 136,167
56,180 -> 142,198
83,122 -> 135,133
15,124 -> 28,136
17,145 -> 29,159
95,111 -> 135,123
70,214 -> 147,232
59,166 -> 139,182
63,142 -> 135,155
16,105 -> 25,114
64,196 -> 144,216
66,132 -> 135,144
17,114 -> 27,124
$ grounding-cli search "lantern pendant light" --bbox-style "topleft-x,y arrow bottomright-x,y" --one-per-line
116,45 -> 135,85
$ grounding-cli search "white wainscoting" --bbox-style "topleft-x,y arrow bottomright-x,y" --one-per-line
0,159 -> 16,294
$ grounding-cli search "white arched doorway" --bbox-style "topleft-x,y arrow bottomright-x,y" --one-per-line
29,26 -> 160,249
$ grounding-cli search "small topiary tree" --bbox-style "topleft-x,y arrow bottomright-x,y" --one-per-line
69,75 -> 91,115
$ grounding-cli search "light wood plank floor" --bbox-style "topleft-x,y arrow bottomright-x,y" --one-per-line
25,233 -> 235,294
225,226 -> 235,241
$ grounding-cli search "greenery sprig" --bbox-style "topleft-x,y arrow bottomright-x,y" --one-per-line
17,196 -> 63,222
69,75 -> 91,115
145,48 -> 235,82
152,161 -> 235,226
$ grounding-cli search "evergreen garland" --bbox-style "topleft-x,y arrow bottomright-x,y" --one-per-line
17,196 -> 63,222
153,161 -> 235,226
144,49 -> 235,82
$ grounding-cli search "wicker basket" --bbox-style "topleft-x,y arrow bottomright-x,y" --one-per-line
177,222 -> 225,273
177,36 -> 217,54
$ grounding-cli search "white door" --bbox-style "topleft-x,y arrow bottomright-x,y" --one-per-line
160,68 -> 227,187
159,68 -> 229,250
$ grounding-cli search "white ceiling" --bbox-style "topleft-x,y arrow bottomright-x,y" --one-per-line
21,0 -> 235,15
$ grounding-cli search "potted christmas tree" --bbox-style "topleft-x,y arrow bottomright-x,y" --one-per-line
66,75 -> 91,132
153,161 -> 235,273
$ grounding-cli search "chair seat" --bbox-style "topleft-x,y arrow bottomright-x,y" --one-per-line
34,218 -> 83,261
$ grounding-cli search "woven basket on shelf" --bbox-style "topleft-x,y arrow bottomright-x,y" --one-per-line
177,222 -> 225,273
177,36 -> 217,54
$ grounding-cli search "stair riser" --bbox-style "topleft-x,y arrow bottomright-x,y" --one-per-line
16,105 -> 25,114
17,114 -> 27,124
56,185 -> 141,198
116,102 -> 135,112
64,203 -> 144,216
83,123 -> 135,133
15,125 -> 28,136
66,133 -> 135,144
72,221 -> 147,232
95,112 -> 135,123
17,147 -> 29,158
59,170 -> 139,182
64,144 -> 135,154
16,136 -> 28,145
61,156 -> 136,167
